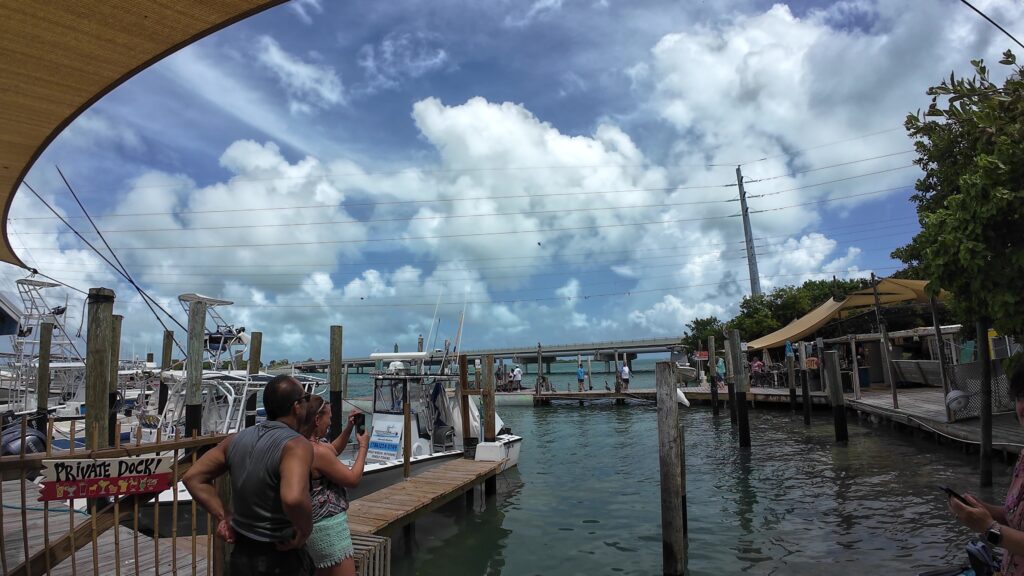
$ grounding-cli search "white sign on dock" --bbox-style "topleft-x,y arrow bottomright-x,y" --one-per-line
366,414 -> 404,462
37,455 -> 174,501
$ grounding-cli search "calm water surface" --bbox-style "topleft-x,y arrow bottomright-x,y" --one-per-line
370,364 -> 1016,575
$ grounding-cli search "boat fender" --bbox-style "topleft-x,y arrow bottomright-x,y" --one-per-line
676,388 -> 691,407
412,438 -> 430,458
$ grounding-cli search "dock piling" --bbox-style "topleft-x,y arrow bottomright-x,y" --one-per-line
728,330 -> 751,449
245,331 -> 262,428
787,356 -> 797,414
823,351 -> 848,443
978,320 -> 993,487
34,322 -> 53,431
723,337 -> 737,425
656,361 -> 686,575
329,326 -> 343,440
85,287 -> 114,450
483,355 -> 497,495
158,329 -> 173,413
708,336 -> 719,417
184,298 -> 209,437
108,314 -> 123,447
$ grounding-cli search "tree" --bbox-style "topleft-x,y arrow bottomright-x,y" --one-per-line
682,316 -> 724,352
728,294 -> 779,340
895,51 -> 1024,337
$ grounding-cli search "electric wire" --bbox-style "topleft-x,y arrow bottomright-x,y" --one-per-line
958,0 -> 1024,51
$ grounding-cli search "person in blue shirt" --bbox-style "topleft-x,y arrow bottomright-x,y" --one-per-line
577,364 -> 587,392
716,356 -> 726,387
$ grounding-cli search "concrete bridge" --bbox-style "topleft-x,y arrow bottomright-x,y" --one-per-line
283,336 -> 684,374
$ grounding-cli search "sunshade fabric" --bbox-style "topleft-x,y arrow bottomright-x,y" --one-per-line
746,279 -> 941,350
0,0 -> 285,268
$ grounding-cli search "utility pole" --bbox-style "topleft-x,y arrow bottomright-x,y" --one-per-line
736,165 -> 761,296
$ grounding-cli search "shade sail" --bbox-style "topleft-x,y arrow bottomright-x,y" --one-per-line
746,279 -> 941,350
0,0 -> 286,268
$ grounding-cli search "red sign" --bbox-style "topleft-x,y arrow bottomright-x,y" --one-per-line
37,455 -> 174,502
39,474 -> 172,501
694,351 -> 709,360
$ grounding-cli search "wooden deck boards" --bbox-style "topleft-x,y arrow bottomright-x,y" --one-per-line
347,458 -> 504,535
536,385 -> 831,405
848,387 -> 1024,453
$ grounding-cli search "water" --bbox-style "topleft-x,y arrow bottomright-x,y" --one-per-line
379,362 -> 1015,575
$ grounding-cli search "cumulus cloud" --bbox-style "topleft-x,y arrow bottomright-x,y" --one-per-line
289,0 -> 323,25
256,36 -> 344,113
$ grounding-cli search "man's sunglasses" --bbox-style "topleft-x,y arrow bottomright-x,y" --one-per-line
293,393 -> 312,405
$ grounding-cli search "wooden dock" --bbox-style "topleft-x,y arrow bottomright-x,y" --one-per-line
347,458 -> 505,535
848,387 -> 1024,454
534,385 -> 831,406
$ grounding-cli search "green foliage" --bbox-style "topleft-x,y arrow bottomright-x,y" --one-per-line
726,278 -> 871,340
895,50 -> 1024,336
682,316 -> 725,352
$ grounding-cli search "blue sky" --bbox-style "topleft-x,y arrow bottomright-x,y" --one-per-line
4,0 -> 1022,360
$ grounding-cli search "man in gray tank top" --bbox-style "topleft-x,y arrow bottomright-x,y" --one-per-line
183,375 -> 315,575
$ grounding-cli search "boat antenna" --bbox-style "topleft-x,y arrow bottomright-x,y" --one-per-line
425,291 -> 442,353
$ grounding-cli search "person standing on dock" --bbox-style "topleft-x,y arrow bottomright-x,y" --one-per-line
577,363 -> 587,392
302,397 -> 369,576
620,363 -> 631,391
513,365 -> 523,390
716,355 -> 726,388
183,375 -> 315,575
948,361 -> 1024,575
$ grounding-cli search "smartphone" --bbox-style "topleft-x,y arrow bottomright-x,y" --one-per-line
938,484 -> 972,507
353,413 -> 366,434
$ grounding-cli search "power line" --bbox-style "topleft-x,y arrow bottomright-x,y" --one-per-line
16,184 -> 914,252
11,151 -> 915,225
958,0 -> 1024,51
716,127 -> 907,166
744,150 -> 915,183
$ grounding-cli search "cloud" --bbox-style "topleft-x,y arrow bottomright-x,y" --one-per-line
256,36 -> 344,113
289,0 -> 323,25
505,0 -> 565,26
59,111 -> 145,154
357,31 -> 449,93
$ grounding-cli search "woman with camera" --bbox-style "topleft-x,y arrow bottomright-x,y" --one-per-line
301,398 -> 369,576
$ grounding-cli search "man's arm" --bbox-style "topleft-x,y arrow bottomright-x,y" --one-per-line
182,436 -> 233,523
279,436 -> 314,546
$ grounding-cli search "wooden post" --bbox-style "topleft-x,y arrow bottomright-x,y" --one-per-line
787,355 -> 797,413
34,322 -> 53,430
849,335 -> 861,400
158,329 -> 173,414
815,337 -> 826,394
403,377 -> 412,479
458,355 -> 473,448
107,314 -> 123,447
342,365 -> 349,405
245,331 -> 262,428
656,361 -> 686,575
824,350 -> 848,443
871,273 -> 898,409
802,367 -> 812,426
708,335 -> 720,416
184,299 -> 209,438
723,338 -> 737,425
613,349 -> 621,393
329,326 -> 343,440
483,355 -> 497,495
930,296 -> 953,422
213,474 -> 233,576
729,330 -> 751,449
535,344 -> 543,395
85,288 -> 114,450
587,356 -> 593,391
978,320 -> 993,487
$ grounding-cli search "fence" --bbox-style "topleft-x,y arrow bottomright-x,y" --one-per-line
948,360 -> 1014,422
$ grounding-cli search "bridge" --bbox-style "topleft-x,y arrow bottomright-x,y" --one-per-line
282,336 -> 684,374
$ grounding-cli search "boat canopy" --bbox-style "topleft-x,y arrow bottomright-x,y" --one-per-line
746,279 -> 945,351
0,0 -> 285,268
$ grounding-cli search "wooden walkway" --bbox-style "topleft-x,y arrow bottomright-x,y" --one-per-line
347,458 -> 505,535
848,387 -> 1024,454
535,385 -> 830,406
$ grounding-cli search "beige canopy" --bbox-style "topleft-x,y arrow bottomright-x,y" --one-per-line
746,278 -> 941,350
0,0 -> 285,268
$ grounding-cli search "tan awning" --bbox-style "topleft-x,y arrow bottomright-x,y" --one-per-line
0,0 -> 286,268
747,279 -> 942,350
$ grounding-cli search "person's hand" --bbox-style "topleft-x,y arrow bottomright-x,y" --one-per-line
216,517 -> 236,543
275,529 -> 308,551
949,493 -> 995,533
346,408 -> 359,428
356,428 -> 369,449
